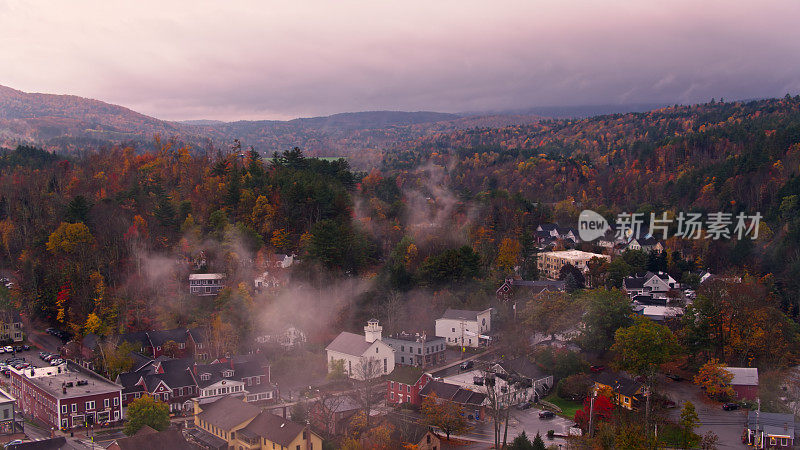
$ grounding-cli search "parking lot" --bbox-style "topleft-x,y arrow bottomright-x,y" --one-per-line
0,345 -> 65,377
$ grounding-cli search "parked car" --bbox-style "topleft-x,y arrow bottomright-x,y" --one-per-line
665,373 -> 684,382
5,439 -> 23,448
516,402 -> 532,410
4,346 -> 13,353
22,345 -> 30,351
539,410 -> 556,419
590,365 -> 605,373
722,403 -> 740,411
50,359 -> 64,366
38,351 -> 48,359
460,360 -> 474,370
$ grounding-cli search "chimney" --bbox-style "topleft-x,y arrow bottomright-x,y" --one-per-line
364,319 -> 382,343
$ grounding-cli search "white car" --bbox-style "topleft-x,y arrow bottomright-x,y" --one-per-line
4,347 -> 12,353
0,348 -> 6,354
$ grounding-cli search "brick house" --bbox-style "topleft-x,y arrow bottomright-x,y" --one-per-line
386,366 -> 431,407
10,362 -> 123,429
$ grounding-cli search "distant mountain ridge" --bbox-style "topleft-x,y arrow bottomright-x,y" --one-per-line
0,84 -> 672,167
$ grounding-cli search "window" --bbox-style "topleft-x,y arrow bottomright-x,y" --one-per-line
86,401 -> 95,410
256,377 -> 261,384
383,358 -> 387,373
770,437 -> 776,446
407,395 -> 411,403
61,405 -> 67,414
390,382 -> 394,389
71,403 -> 77,413
375,347 -> 378,353
406,385 -> 410,393
104,399 -> 109,408
113,397 -> 119,406
418,348 -> 421,354
451,328 -> 455,332
401,356 -> 404,363
401,346 -> 404,352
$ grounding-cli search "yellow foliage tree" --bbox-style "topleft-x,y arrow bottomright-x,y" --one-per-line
693,359 -> 735,400
46,222 -> 95,255
496,237 -> 521,274
84,313 -> 102,334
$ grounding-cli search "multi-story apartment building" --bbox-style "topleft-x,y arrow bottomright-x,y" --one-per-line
382,332 -> 446,368
537,250 -> 610,280
10,362 -> 123,429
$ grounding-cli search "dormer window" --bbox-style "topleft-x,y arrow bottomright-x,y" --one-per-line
200,373 -> 211,381
222,369 -> 234,377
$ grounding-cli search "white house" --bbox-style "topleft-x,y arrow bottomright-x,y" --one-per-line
435,308 -> 492,348
189,273 -> 225,296
325,320 -> 395,380
622,271 -> 678,299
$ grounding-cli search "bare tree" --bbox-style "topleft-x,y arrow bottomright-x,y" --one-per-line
482,368 -> 515,449
314,392 -> 348,439
350,356 -> 383,428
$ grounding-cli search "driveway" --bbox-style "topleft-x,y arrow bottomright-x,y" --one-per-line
660,377 -> 747,448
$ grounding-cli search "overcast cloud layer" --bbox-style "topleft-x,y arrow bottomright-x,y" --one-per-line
1,0 -> 799,121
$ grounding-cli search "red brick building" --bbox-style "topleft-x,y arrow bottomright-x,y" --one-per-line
386,366 -> 431,407
10,361 -> 123,429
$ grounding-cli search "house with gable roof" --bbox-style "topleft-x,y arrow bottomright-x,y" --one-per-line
325,320 -> 395,380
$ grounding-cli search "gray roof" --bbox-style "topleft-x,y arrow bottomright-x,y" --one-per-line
242,412 -> 309,447
325,332 -> 371,356
111,428 -> 195,450
592,372 -> 643,397
494,356 -> 549,382
439,309 -> 489,322
419,380 -> 486,406
197,396 -> 260,430
747,411 -> 795,438
6,437 -> 68,450
724,367 -> 759,386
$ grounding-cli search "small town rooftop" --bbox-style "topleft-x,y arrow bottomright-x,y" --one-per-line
10,362 -> 121,400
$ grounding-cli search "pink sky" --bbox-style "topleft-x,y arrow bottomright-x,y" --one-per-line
1,0 -> 799,121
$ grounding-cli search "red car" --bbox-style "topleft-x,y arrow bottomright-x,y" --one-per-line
590,365 -> 605,373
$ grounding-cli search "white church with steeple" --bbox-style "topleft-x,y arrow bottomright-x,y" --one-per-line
325,319 -> 396,380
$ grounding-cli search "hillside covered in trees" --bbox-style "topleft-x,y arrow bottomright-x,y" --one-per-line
0,97 -> 798,369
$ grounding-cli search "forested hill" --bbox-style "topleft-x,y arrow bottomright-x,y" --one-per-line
383,96 -> 800,315
385,96 -> 800,214
0,84 -> 537,165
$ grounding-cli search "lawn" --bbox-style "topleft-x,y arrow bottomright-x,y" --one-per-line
658,422 -> 699,448
544,393 -> 582,419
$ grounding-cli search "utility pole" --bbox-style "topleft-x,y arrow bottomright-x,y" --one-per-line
756,397 -> 761,448
460,319 -> 466,361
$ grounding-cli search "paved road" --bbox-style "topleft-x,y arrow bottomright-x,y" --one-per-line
660,377 -> 747,448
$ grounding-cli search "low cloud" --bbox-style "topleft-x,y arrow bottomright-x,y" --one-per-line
1,1 -> 799,120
